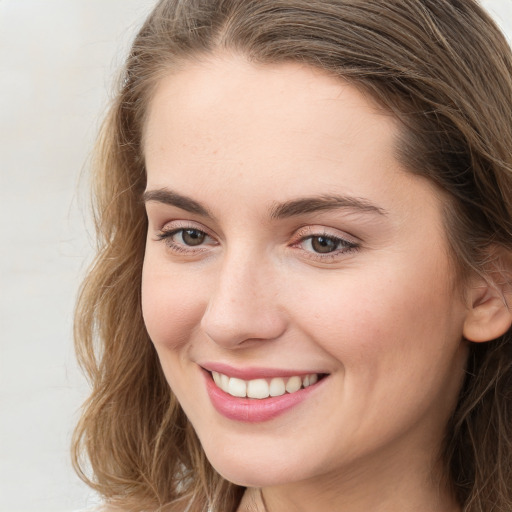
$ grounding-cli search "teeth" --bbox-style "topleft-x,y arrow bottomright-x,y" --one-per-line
220,373 -> 229,389
211,371 -> 320,399
269,377 -> 286,397
228,377 -> 247,397
247,379 -> 270,399
285,376 -> 302,393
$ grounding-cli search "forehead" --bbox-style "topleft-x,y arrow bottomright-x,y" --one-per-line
144,56 -> 393,149
143,56 -> 404,197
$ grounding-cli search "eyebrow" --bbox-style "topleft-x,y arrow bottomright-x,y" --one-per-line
143,188 -> 387,219
269,195 -> 387,219
143,188 -> 214,218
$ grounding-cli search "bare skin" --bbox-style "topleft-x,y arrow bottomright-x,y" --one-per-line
142,55 -> 509,512
237,485 -> 460,512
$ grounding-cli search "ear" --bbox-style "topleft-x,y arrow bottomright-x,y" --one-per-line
463,251 -> 512,343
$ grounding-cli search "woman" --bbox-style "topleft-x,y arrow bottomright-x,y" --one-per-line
73,1 -> 512,511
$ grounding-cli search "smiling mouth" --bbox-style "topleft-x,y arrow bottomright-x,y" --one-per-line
210,371 -> 326,399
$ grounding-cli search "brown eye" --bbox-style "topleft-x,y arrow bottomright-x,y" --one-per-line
181,229 -> 206,246
157,226 -> 217,253
310,236 -> 340,253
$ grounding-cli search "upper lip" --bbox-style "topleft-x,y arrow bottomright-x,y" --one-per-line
200,362 -> 328,380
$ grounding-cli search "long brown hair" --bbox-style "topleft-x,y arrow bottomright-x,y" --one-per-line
72,1 -> 512,511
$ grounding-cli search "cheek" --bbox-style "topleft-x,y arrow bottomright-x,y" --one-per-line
141,257 -> 210,405
286,263 -> 467,445
141,256 -> 206,350
289,260 -> 466,380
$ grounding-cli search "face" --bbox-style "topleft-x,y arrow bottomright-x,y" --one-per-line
142,56 -> 469,489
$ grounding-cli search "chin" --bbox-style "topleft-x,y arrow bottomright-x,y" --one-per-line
211,461 -> 293,488
199,439 -> 316,488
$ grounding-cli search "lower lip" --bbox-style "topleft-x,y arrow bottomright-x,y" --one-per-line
203,370 -> 326,423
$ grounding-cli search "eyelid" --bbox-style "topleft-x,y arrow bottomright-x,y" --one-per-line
290,225 -> 361,261
158,219 -> 217,237
291,225 -> 359,245
153,221 -> 360,261
155,220 -> 219,254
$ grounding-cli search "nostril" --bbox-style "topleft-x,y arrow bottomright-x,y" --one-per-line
200,304 -> 287,348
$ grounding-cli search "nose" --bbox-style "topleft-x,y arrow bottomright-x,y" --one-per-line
200,250 -> 287,348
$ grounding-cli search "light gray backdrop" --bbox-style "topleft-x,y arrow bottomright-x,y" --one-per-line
0,1 -> 511,511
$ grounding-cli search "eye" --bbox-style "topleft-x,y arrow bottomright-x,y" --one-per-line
156,225 -> 218,254
177,228 -> 207,246
307,235 -> 345,254
301,234 -> 357,254
292,228 -> 360,261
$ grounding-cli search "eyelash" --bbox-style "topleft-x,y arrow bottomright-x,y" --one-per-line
156,225 -> 360,261
291,230 -> 360,261
156,226 -> 218,255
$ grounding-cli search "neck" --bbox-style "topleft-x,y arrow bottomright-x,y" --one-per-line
237,456 -> 460,512
239,485 -> 460,512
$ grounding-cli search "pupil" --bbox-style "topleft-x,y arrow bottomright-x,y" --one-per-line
182,229 -> 205,246
311,236 -> 338,253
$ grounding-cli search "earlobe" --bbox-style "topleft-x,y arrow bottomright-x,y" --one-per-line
463,276 -> 512,343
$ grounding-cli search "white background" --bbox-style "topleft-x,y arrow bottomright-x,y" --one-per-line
0,1 -> 510,511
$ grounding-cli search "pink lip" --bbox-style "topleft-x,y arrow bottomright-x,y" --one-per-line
202,368 -> 327,423
201,362 -> 322,380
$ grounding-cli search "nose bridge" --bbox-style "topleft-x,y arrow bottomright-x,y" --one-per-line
200,245 -> 286,347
